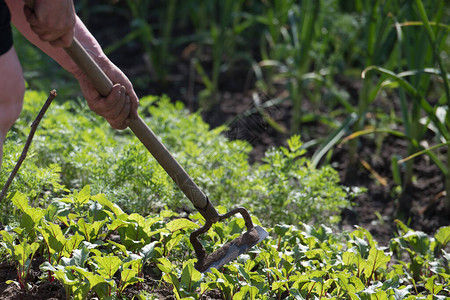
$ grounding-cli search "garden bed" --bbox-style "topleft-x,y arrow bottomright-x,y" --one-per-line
2,1 -> 449,299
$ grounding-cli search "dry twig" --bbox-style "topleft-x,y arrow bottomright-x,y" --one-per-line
0,90 -> 57,202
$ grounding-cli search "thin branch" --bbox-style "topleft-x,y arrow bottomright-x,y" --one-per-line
0,90 -> 57,202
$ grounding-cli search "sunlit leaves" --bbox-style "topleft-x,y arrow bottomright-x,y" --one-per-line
1,190 -> 449,298
166,218 -> 199,233
11,192 -> 44,235
92,255 -> 122,279
434,226 -> 450,252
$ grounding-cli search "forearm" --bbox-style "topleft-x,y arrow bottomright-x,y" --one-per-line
5,0 -> 138,129
6,0 -> 105,78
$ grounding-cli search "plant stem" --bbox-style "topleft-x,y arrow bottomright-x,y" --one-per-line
0,90 -> 57,202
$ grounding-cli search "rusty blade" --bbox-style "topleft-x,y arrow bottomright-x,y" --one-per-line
195,225 -> 268,273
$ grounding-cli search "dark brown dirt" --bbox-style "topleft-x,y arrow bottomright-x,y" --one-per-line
0,256 -> 65,300
0,258 -> 223,300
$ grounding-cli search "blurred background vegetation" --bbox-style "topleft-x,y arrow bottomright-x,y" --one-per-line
9,0 -> 450,226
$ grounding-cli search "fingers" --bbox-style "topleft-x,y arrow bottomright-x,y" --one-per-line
49,40 -> 71,48
107,95 -> 131,130
106,86 -> 131,129
78,63 -> 139,130
87,84 -> 132,130
23,0 -> 75,48
49,32 -> 74,48
106,73 -> 139,120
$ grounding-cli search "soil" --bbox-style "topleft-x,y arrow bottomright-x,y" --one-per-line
1,5 -> 449,299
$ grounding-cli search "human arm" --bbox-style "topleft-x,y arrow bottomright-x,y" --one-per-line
5,0 -> 139,129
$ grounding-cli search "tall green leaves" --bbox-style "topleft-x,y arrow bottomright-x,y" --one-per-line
361,0 -> 450,212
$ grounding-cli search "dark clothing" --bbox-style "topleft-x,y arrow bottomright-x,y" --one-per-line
0,0 -> 12,55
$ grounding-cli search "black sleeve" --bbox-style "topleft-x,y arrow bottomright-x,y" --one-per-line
0,0 -> 13,55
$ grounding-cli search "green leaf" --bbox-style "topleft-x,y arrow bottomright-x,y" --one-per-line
92,255 -> 122,279
164,231 -> 184,255
342,249 -> 359,266
158,258 -> 181,297
233,285 -> 258,300
53,267 -> 78,287
425,275 -> 443,295
443,250 -> 450,262
349,236 -> 369,259
11,192 -> 31,213
157,257 -> 175,274
76,185 -> 91,206
12,193 -> 44,234
39,220 -> 66,253
140,241 -> 159,262
393,286 -> 412,299
274,224 -> 292,237
77,218 -> 106,242
363,246 -> 392,280
336,273 -> 358,294
165,218 -> 199,233
70,247 -> 90,268
180,260 -> 202,292
128,213 -> 146,228
120,268 -> 142,291
45,202 -> 68,221
40,261 -> 56,272
92,193 -> 124,217
272,280 -> 287,291
434,226 -> 450,249
21,208 -> 44,236
402,230 -> 430,256
13,240 -> 40,286
106,218 -> 128,232
0,230 -> 15,251
381,275 -> 400,290
74,266 -> 106,289
64,232 -> 84,257
287,134 -> 303,152
107,240 -> 128,254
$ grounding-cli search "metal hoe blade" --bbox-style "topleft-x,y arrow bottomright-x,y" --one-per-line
190,207 -> 269,273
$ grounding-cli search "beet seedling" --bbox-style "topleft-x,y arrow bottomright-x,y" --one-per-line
117,258 -> 144,296
158,258 -> 203,299
0,231 -> 39,290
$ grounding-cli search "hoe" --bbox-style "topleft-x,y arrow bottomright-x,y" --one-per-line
23,0 -> 268,273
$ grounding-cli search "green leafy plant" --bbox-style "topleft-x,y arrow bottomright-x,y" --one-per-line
0,231 -> 39,291
1,188 -> 449,299
158,258 -> 203,299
